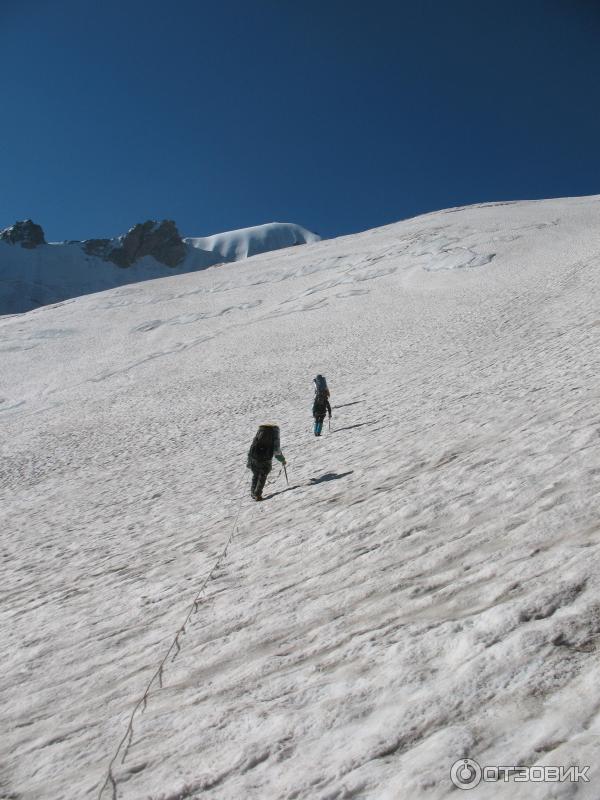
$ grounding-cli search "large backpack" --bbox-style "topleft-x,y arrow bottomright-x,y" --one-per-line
249,425 -> 276,463
314,374 -> 329,398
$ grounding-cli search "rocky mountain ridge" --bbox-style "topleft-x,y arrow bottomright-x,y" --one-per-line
0,218 -> 320,314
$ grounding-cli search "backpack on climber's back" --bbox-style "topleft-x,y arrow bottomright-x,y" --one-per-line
314,374 -> 329,398
248,424 -> 277,465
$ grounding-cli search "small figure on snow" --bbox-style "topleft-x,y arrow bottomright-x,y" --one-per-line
312,374 -> 331,436
247,424 -> 286,501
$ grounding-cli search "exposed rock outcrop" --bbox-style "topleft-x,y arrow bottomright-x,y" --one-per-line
0,219 -> 46,249
0,217 -> 321,314
83,219 -> 186,268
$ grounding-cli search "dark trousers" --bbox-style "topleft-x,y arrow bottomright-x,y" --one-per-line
250,462 -> 271,497
314,414 -> 325,435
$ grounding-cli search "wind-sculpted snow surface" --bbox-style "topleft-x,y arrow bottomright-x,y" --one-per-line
185,221 -> 320,261
2,196 -> 600,799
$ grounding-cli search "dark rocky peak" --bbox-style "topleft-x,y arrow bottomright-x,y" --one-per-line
0,219 -> 46,248
83,219 -> 186,268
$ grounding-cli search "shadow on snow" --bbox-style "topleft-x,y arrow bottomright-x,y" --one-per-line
332,421 -> 376,433
308,471 -> 353,485
262,485 -> 303,500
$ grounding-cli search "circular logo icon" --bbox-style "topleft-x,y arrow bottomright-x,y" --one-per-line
450,758 -> 482,790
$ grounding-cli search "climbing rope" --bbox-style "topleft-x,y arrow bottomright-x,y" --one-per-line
97,413 -> 346,797
97,470 -> 247,800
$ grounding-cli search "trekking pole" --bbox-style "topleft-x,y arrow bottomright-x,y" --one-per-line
328,416 -> 331,432
268,469 -> 282,485
283,463 -> 289,486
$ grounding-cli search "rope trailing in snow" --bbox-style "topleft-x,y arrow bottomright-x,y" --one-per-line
97,471 -> 247,800
98,416 -> 337,797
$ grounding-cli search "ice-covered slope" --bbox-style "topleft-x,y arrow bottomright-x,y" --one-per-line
0,240 -> 216,316
2,196 -> 600,800
0,221 -> 320,315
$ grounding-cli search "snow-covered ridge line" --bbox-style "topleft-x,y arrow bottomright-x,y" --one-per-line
0,219 -> 320,315
185,221 -> 320,261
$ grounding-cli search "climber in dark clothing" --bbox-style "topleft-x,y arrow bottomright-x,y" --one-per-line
312,393 -> 331,436
312,374 -> 332,436
246,424 -> 286,501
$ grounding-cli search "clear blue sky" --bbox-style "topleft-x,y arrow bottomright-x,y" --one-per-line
2,0 -> 600,241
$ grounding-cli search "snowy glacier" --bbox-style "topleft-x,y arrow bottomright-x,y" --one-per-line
0,221 -> 320,315
2,196 -> 600,799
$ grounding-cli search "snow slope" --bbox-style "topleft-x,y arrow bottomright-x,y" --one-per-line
2,196 -> 600,800
0,222 -> 319,315
185,222 -> 320,261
